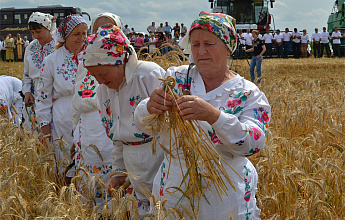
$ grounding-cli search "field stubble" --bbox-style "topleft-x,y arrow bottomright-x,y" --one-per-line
0,55 -> 344,219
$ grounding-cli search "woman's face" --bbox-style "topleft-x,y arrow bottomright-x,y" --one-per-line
86,64 -> 126,90
65,24 -> 88,52
30,27 -> 51,45
252,32 -> 258,39
190,29 -> 230,76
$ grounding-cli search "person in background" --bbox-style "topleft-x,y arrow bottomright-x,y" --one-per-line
22,12 -> 56,133
83,24 -> 164,218
173,22 -> 180,37
243,29 -> 253,59
312,28 -> 321,58
301,29 -> 309,58
135,11 -> 271,219
263,28 -> 273,58
320,27 -> 331,58
131,27 -> 136,35
331,27 -> 342,58
156,23 -> 165,33
0,37 -> 6,61
36,15 -> 87,184
148,33 -> 157,53
282,28 -> 292,58
164,21 -> 172,36
71,12 -> 130,212
156,32 -> 167,54
245,29 -> 266,83
237,29 -> 246,59
15,33 -> 24,62
0,75 -> 23,125
23,36 -> 29,56
123,24 -> 131,37
13,35 -> 18,62
5,34 -> 14,62
134,33 -> 145,52
180,23 -> 187,35
292,28 -> 301,59
147,21 -> 156,34
274,29 -> 283,58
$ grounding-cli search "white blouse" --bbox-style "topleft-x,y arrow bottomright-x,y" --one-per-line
36,45 -> 82,127
22,39 -> 56,97
96,61 -> 165,172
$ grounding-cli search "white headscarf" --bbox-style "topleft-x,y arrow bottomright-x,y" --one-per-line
90,12 -> 124,34
28,12 -> 57,34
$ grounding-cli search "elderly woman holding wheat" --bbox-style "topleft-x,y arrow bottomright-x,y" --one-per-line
134,11 -> 271,219
83,24 -> 164,217
35,15 -> 88,184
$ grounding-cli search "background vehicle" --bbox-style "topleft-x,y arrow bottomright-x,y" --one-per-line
208,0 -> 275,34
328,0 -> 345,56
0,5 -> 91,41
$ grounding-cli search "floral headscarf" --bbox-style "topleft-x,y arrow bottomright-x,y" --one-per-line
83,24 -> 138,83
53,14 -> 87,42
91,12 -> 124,34
28,12 -> 57,34
179,11 -> 237,54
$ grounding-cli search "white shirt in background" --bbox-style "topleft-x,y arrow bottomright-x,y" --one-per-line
282,32 -> 292,42
301,34 -> 309,44
312,32 -> 321,42
274,33 -> 283,43
263,33 -> 273,44
292,32 -> 302,43
331,31 -> 341,44
320,32 -> 330,44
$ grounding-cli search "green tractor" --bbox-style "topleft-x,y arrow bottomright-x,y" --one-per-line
328,0 -> 345,56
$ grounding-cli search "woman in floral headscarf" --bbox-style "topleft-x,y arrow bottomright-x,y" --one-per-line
35,15 -> 87,184
134,11 -> 271,219
22,12 -> 56,133
71,13 -> 128,211
83,24 -> 164,217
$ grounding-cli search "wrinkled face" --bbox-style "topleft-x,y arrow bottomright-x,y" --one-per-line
30,27 -> 51,44
93,17 -> 115,34
86,64 -> 126,90
66,24 -> 87,51
190,29 -> 230,76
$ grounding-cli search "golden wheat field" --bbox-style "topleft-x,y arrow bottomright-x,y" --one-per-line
0,51 -> 344,219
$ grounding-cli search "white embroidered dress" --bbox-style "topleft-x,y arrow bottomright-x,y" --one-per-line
36,45 -> 82,176
134,65 -> 271,220
71,63 -> 114,209
0,76 -> 23,124
22,39 -> 55,131
96,61 -> 165,203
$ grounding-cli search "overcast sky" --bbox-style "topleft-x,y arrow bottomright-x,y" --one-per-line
1,0 -> 336,36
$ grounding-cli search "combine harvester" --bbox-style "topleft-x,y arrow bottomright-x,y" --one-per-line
328,0 -> 345,56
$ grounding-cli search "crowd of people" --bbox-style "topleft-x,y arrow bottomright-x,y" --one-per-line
237,27 -> 345,59
0,33 -> 30,62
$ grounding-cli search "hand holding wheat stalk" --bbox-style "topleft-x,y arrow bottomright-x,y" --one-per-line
144,76 -> 240,216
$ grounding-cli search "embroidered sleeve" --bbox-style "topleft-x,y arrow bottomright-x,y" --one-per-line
111,144 -> 127,176
35,58 -> 54,127
212,88 -> 271,157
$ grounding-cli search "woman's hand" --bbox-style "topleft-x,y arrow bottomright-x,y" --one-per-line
175,95 -> 220,125
256,55 -> 261,58
39,124 -> 52,143
108,176 -> 127,197
147,87 -> 173,114
24,92 -> 35,107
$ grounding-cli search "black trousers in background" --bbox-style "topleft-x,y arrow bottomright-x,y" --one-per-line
320,43 -> 331,58
292,42 -> 301,58
332,44 -> 341,57
265,43 -> 272,58
313,42 -> 321,58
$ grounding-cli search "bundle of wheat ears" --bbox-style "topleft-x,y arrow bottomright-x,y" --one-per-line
144,75 -> 241,217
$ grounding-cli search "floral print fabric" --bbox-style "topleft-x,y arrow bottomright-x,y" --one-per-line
134,65 -> 271,219
185,11 -> 237,54
83,25 -> 131,67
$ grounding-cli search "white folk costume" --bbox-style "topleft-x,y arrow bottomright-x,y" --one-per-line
22,12 -> 56,132
0,76 -> 23,125
36,15 -> 87,177
83,25 -> 164,216
134,11 -> 271,219
71,13 -> 125,210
